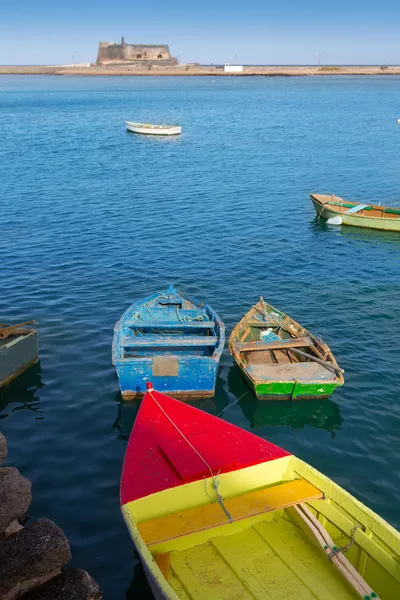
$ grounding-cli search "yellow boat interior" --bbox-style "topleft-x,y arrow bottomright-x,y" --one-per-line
228,299 -> 342,385
311,194 -> 400,220
123,455 -> 400,600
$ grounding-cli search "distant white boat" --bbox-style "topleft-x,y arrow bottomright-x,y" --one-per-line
397,119 -> 400,124
125,121 -> 181,136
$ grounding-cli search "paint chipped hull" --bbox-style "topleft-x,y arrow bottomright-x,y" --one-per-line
121,387 -> 215,401
112,285 -> 225,400
229,299 -> 343,402
114,343 -> 221,399
235,354 -> 340,400
0,331 -> 38,387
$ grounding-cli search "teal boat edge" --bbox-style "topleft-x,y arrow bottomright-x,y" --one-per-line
112,285 -> 225,399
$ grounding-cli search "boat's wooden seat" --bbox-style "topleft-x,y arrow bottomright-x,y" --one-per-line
237,337 -> 312,353
245,320 -> 283,327
120,335 -> 218,348
138,478 -> 323,546
125,321 -> 215,330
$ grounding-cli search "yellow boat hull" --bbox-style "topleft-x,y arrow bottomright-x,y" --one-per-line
311,194 -> 400,232
123,455 -> 400,600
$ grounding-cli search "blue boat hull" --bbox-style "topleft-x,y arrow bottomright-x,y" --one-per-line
112,285 -> 225,400
115,356 -> 219,399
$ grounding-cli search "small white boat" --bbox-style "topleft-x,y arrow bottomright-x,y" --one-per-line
125,121 -> 181,136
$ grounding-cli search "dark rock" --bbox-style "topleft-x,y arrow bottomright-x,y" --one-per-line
0,467 -> 31,534
0,518 -> 72,600
18,512 -> 30,526
19,569 -> 102,600
0,432 -> 7,463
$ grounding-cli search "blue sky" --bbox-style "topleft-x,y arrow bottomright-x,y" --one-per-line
1,1 -> 399,65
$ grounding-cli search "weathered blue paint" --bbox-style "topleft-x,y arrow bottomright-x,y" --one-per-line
112,285 -> 225,399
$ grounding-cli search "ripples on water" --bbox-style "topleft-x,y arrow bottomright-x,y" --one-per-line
0,75 -> 399,598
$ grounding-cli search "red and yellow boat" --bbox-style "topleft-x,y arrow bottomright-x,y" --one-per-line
120,383 -> 400,600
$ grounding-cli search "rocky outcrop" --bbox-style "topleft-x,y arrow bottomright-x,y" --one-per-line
0,432 -> 7,462
0,432 -> 102,600
0,519 -> 71,600
0,467 -> 31,535
20,569 -> 102,600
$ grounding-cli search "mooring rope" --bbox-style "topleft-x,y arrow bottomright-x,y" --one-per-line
148,388 -> 232,523
216,392 -> 248,418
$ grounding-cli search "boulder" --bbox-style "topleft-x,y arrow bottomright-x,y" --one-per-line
0,432 -> 7,463
19,569 -> 102,600
0,467 -> 31,534
0,518 -> 72,600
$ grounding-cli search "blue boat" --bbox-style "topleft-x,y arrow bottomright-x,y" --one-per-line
112,285 -> 225,399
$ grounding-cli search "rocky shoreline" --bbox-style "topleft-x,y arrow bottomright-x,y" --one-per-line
0,432 -> 102,600
1,65 -> 400,76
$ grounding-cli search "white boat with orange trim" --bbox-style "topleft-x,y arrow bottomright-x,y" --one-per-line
120,383 -> 400,600
311,193 -> 400,232
125,121 -> 181,136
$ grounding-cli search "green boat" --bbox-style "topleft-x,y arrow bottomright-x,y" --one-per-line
228,298 -> 344,401
311,193 -> 400,232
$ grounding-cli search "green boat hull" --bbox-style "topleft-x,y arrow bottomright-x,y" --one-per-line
237,359 -> 342,401
229,298 -> 344,402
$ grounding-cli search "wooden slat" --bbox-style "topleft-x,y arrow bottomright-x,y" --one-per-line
245,320 -> 283,327
170,542 -> 254,600
237,337 -> 312,352
121,335 -> 218,348
155,552 -> 171,579
212,530 -> 317,600
125,320 -> 215,329
138,479 -> 323,546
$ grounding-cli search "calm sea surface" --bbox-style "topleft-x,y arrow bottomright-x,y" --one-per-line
0,75 -> 399,598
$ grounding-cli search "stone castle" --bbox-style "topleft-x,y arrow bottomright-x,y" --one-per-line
97,38 -> 177,65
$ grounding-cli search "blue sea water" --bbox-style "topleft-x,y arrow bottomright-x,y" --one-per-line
0,75 -> 399,599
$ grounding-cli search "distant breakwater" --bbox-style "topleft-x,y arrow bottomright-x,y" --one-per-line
1,65 -> 400,76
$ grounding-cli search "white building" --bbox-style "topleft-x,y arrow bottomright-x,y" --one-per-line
224,64 -> 243,73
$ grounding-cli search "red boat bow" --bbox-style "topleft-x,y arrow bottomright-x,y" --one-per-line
120,383 -> 290,505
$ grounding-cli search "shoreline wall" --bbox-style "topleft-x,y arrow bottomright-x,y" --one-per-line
1,65 -> 400,76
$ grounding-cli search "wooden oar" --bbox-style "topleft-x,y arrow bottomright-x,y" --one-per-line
0,321 -> 36,339
288,347 -> 344,375
297,504 -> 378,597
294,504 -> 379,599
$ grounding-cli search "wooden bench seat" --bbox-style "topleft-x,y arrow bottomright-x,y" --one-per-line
245,320 -> 284,327
138,478 -> 323,546
237,337 -> 312,353
121,335 -> 218,348
125,321 -> 215,330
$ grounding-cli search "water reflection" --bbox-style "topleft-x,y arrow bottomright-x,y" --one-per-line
0,362 -> 44,420
112,395 -> 141,441
126,554 -> 153,599
112,372 -> 230,441
310,217 -> 400,245
227,366 -> 343,434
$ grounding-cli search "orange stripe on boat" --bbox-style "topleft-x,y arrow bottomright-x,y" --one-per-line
120,382 -> 290,505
